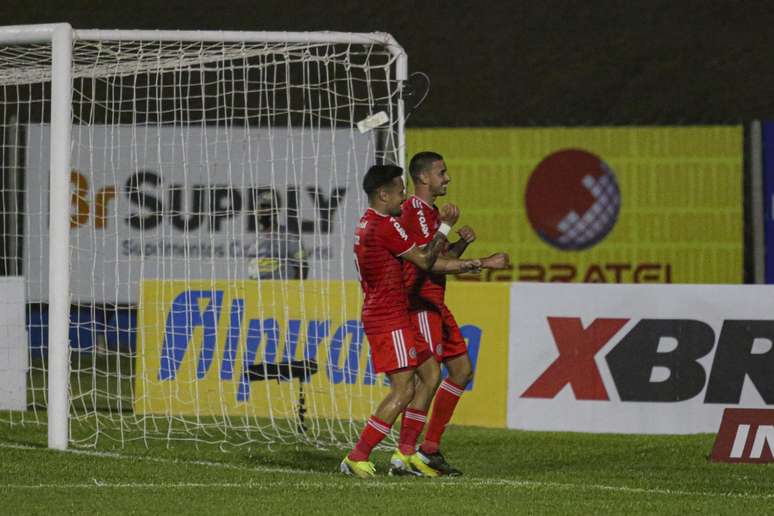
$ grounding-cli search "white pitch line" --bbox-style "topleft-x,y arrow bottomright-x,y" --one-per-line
0,440 -> 316,476
1,440 -> 772,500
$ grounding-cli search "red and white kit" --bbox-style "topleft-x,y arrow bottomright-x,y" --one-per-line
355,208 -> 424,373
399,196 -> 468,362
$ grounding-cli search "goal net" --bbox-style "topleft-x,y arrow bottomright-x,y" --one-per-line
0,25 -> 406,450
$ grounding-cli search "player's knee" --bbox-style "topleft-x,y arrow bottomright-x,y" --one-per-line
449,361 -> 473,388
463,368 -> 475,388
396,381 -> 415,408
425,363 -> 441,390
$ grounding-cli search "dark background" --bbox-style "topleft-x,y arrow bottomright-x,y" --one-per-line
3,0 -> 773,126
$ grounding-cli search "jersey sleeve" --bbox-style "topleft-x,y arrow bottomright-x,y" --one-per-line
380,218 -> 416,257
399,201 -> 433,246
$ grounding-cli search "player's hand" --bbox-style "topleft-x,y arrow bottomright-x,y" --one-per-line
439,203 -> 460,226
481,252 -> 510,270
461,259 -> 482,272
456,226 -> 476,244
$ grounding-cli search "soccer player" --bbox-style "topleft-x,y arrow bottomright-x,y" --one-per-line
392,151 -> 509,477
340,164 -> 482,478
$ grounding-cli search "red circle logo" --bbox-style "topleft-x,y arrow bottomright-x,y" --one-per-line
525,149 -> 621,250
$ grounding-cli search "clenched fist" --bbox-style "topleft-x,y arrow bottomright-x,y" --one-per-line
461,259 -> 482,272
439,203 -> 460,226
456,225 -> 476,244
481,252 -> 510,270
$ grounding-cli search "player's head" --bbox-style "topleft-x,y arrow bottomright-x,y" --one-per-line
363,164 -> 406,216
409,151 -> 449,197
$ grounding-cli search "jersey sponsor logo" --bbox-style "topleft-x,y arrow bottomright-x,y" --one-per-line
525,149 -> 621,251
711,409 -> 774,462
416,208 -> 430,238
390,219 -> 409,240
522,317 -> 774,404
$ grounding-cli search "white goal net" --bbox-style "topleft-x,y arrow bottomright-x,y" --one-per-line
0,25 -> 406,450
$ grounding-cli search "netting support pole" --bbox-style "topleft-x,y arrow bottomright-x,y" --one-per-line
390,37 -> 408,170
47,23 -> 73,451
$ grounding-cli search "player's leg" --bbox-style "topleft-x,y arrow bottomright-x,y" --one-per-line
444,351 -> 473,390
406,312 -> 442,414
396,358 -> 439,454
396,313 -> 440,456
389,311 -> 446,476
343,367 -> 415,477
391,347 -> 442,476
418,306 -> 469,476
342,328 -> 417,478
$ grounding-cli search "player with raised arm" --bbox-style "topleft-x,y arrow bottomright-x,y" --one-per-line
340,164 -> 482,478
391,151 -> 509,477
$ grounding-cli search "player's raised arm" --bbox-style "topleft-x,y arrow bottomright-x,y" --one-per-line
446,225 -> 476,258
401,203 -> 460,271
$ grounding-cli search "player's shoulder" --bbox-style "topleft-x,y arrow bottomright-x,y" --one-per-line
360,209 -> 398,234
360,208 -> 386,225
401,195 -> 424,212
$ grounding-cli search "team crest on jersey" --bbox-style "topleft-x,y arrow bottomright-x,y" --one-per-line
435,344 -> 443,356
409,347 -> 417,359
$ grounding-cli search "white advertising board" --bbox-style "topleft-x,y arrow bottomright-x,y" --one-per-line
509,283 -> 774,434
0,277 -> 26,411
25,125 -> 375,303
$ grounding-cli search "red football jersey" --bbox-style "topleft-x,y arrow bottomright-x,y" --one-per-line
399,195 -> 446,311
354,208 -> 416,335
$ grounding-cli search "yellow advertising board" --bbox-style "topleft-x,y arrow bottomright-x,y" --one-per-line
136,280 -> 509,428
408,127 -> 743,283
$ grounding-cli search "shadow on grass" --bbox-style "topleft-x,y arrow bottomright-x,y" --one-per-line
246,446 -> 344,473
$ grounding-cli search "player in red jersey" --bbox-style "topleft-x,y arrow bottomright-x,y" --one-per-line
341,164 -> 482,478
393,151 -> 509,476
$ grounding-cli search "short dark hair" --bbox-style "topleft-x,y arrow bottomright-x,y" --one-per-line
409,151 -> 444,182
362,164 -> 403,199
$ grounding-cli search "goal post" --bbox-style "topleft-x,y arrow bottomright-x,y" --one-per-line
0,23 -> 74,450
0,24 -> 407,451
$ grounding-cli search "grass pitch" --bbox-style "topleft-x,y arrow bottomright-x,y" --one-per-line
1,417 -> 773,515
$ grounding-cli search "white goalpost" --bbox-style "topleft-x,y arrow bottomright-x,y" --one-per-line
0,23 -> 407,451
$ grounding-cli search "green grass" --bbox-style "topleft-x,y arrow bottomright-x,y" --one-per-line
1,417 -> 773,515
11,354 -> 774,513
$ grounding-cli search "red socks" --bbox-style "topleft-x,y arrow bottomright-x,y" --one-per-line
348,416 -> 391,461
349,379 -> 464,461
398,408 -> 427,455
421,379 -> 464,454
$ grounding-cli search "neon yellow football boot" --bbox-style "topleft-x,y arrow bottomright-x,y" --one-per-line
340,455 -> 376,478
389,450 -> 439,477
